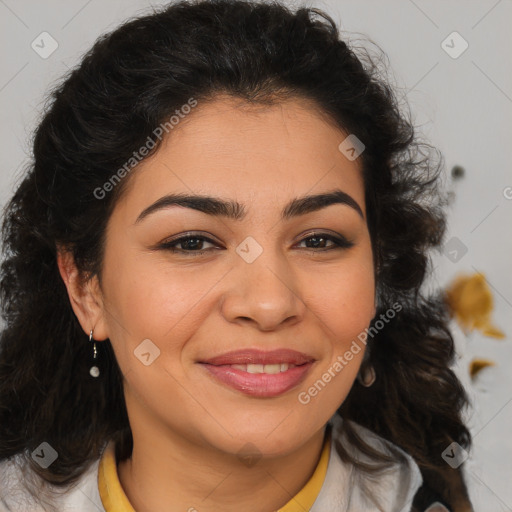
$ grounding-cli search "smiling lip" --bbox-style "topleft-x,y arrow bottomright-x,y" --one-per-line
198,349 -> 315,398
199,348 -> 315,366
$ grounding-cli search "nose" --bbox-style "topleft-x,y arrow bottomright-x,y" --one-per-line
220,248 -> 306,331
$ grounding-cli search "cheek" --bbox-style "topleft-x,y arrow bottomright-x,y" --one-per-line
102,249 -> 230,375
310,257 -> 376,345
106,263 -> 203,340
295,260 -> 374,427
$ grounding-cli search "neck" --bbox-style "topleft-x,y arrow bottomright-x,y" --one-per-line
117,423 -> 328,512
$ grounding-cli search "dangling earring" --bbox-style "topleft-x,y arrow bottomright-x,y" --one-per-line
357,364 -> 376,387
89,329 -> 100,378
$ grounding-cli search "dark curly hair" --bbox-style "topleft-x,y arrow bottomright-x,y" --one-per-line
0,0 -> 472,510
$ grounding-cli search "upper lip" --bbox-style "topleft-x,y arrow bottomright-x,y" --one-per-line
199,349 -> 315,366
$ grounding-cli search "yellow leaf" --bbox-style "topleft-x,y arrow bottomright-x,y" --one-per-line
445,273 -> 505,339
469,358 -> 495,379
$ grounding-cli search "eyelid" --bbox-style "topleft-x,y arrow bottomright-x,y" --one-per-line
296,229 -> 349,243
155,230 -> 354,254
157,231 -> 221,247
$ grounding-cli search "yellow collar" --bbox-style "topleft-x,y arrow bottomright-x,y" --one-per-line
98,428 -> 331,512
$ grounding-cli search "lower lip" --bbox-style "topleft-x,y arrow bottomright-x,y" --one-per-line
199,362 -> 314,397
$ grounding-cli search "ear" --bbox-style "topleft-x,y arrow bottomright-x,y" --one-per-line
56,245 -> 109,341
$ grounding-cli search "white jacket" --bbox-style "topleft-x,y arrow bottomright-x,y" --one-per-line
0,414 -> 423,512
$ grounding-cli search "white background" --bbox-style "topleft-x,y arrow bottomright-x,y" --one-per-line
0,0 -> 511,510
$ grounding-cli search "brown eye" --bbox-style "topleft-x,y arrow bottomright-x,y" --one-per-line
157,231 -> 354,257
296,233 -> 354,251
158,234 -> 218,255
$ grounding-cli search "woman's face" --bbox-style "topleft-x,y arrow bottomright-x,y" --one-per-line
94,95 -> 376,457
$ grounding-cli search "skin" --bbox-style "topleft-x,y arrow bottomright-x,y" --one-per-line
58,95 -> 376,512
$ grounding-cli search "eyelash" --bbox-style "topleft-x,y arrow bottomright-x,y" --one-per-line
158,232 -> 354,256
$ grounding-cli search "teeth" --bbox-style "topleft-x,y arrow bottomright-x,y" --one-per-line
229,363 -> 296,374
247,364 -> 264,373
262,364 -> 281,374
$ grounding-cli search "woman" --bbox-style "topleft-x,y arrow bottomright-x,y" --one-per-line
0,0 -> 473,510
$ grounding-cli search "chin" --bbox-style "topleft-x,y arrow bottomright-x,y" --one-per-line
225,424 -> 313,457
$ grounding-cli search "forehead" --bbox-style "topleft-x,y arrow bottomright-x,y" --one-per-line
115,95 -> 366,223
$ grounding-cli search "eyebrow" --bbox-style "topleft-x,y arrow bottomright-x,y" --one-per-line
134,189 -> 364,224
